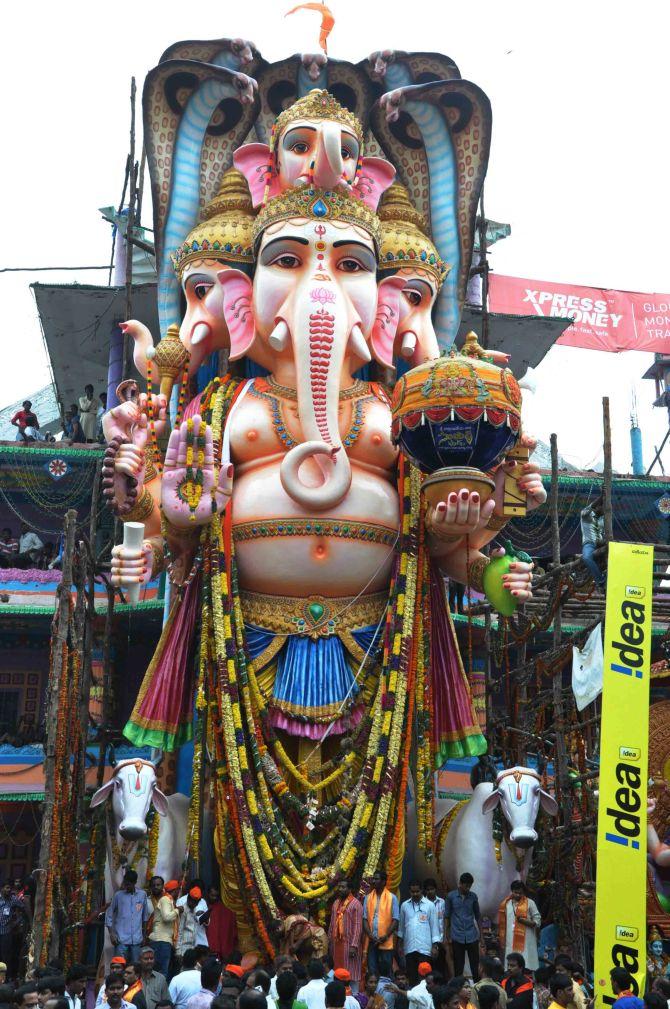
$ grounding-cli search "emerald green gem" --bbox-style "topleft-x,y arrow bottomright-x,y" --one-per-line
308,602 -> 325,622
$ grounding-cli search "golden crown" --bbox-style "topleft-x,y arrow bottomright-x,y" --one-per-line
377,183 -> 449,290
171,168 -> 255,277
252,186 -> 381,250
273,89 -> 365,147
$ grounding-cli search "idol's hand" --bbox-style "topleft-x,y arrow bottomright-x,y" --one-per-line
427,489 -> 496,546
161,415 -> 233,528
110,539 -> 154,588
102,416 -> 148,517
492,546 -> 535,601
492,434 -> 547,516
138,392 -> 168,439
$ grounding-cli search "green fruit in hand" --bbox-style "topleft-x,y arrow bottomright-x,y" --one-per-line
483,553 -> 517,616
482,540 -> 532,617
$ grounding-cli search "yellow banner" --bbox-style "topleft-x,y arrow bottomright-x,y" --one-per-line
594,541 -> 654,1006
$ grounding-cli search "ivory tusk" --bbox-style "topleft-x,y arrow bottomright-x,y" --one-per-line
269,319 -> 290,352
190,322 -> 211,346
400,331 -> 417,358
348,323 -> 371,363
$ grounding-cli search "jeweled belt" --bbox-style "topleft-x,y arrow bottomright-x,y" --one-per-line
233,517 -> 398,547
240,589 -> 388,640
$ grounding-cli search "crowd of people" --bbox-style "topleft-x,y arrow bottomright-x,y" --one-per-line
0,525 -> 61,571
7,386 -> 107,445
0,872 -> 663,1009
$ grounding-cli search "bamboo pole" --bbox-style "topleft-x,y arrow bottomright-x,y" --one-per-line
602,397 -> 614,543
122,77 -> 137,380
477,190 -> 490,350
32,509 -> 77,966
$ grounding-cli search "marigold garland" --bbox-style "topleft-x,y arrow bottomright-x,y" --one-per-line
169,376 -> 442,952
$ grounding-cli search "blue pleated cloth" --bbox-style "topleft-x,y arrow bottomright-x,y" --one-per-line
245,622 -> 382,734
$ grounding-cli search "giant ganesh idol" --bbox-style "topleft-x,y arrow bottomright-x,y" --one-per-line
103,47 -> 546,954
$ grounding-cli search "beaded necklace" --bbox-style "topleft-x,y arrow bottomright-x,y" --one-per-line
250,377 -> 370,450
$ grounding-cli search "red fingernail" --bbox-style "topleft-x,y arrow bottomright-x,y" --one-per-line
227,464 -> 233,477
472,493 -> 479,502
449,493 -> 457,503
437,502 -> 446,512
460,490 -> 468,498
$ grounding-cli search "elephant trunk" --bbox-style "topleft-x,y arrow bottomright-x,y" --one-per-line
312,121 -> 344,189
120,320 -> 154,379
280,301 -> 352,511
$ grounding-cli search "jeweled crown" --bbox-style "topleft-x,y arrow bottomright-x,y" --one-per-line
252,186 -> 381,250
171,168 -> 255,277
273,89 -> 365,147
377,183 -> 449,290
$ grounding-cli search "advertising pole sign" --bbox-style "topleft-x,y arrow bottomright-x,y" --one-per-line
489,274 -> 670,353
594,542 -> 654,1005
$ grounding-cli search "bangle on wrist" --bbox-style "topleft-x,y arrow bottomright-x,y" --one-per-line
467,556 -> 490,593
123,487 -> 155,523
486,513 -> 509,532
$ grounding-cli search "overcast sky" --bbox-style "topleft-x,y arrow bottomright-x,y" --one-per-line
1,0 -> 669,473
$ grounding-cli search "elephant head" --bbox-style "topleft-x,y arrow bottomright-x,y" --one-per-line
234,89 -> 395,210
372,182 -> 450,368
172,168 -> 275,371
219,186 -> 403,511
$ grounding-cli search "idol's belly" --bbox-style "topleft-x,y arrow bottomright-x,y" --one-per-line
231,460 -> 399,597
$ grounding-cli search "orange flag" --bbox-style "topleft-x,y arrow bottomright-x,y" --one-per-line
285,1 -> 335,54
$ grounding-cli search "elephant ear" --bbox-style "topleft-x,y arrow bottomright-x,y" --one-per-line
371,276 -> 406,368
233,143 -> 280,207
218,270 -> 255,360
353,157 -> 396,211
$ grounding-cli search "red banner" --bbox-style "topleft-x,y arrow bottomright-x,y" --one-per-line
489,274 -> 670,353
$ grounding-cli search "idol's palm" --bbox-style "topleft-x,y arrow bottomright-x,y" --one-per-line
161,415 -> 233,528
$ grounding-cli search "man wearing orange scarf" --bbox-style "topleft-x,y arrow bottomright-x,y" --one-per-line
329,882 -> 363,992
362,872 -> 400,979
498,882 -> 541,972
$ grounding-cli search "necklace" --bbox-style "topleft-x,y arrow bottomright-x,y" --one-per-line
267,376 -> 368,401
250,378 -> 370,450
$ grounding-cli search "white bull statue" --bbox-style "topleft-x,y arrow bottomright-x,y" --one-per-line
90,757 -> 190,892
409,764 -> 558,919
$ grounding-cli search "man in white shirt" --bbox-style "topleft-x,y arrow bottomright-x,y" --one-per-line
64,967 -> 86,1009
17,525 -> 44,568
176,888 -> 209,957
397,883 -> 440,986
406,963 -> 434,1009
297,960 -> 328,1009
169,947 -> 206,1009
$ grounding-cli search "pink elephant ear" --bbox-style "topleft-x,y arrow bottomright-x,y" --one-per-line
371,276 -> 406,368
217,269 -> 255,360
233,143 -> 280,207
353,157 -> 396,211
